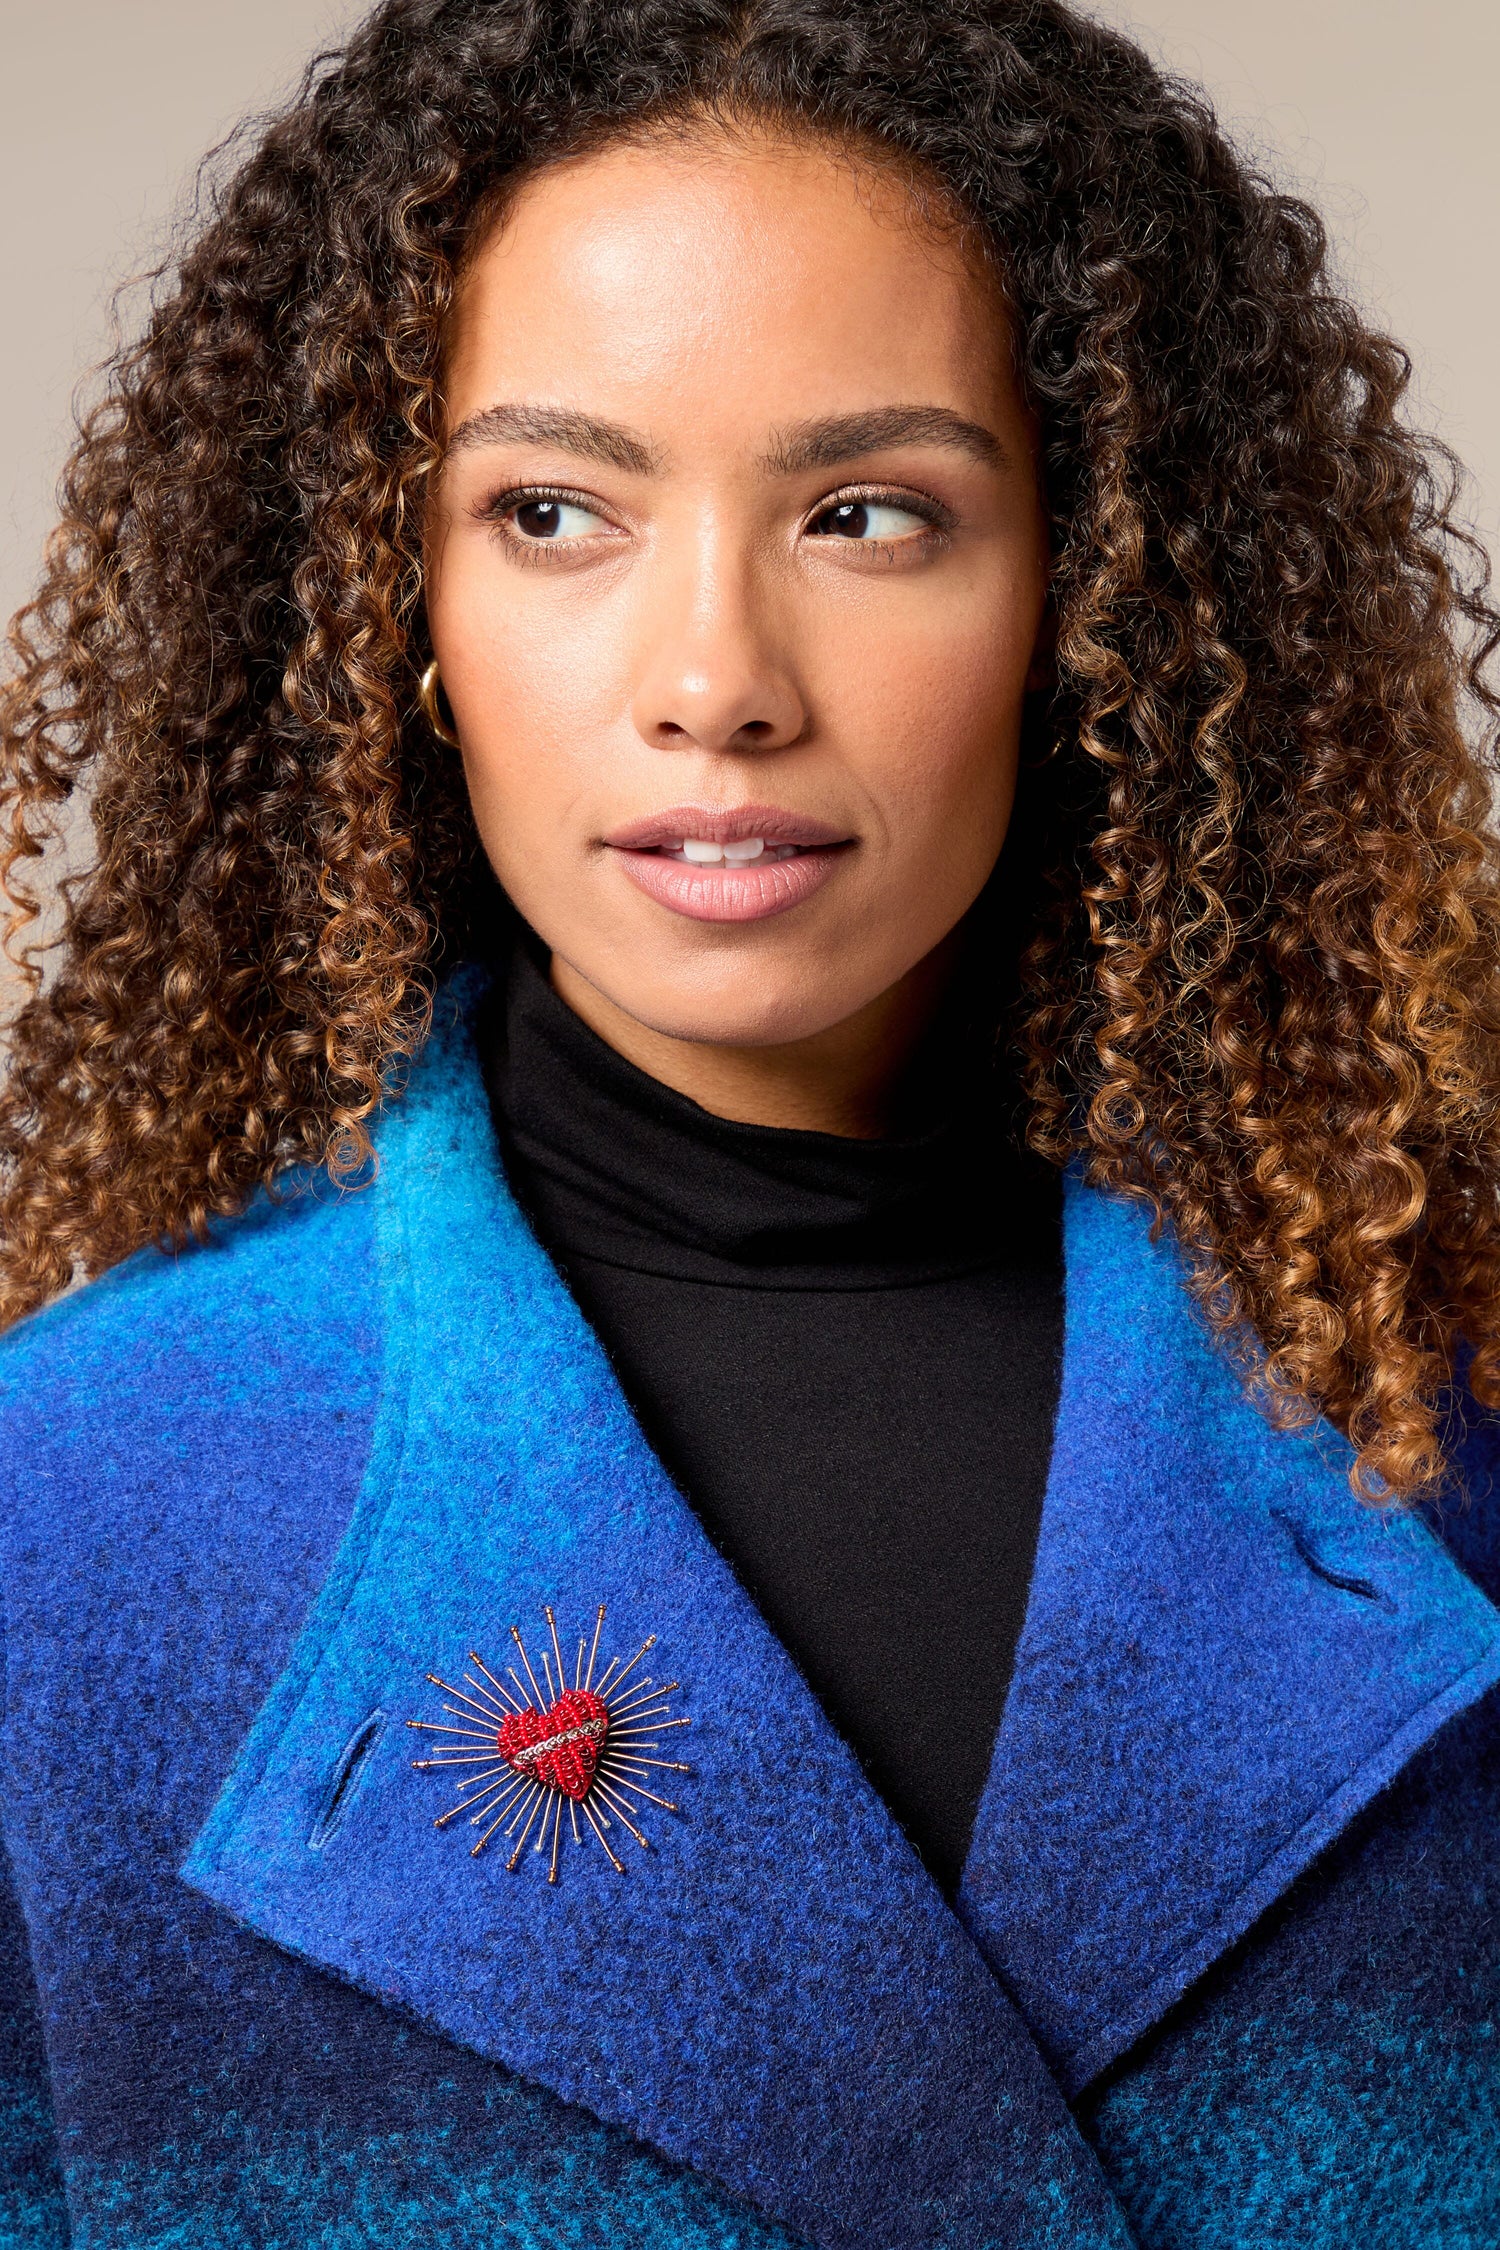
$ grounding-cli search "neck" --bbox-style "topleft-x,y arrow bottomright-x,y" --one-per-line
547,943 -> 960,1138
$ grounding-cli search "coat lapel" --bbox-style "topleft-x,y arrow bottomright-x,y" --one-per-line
183,966 -> 1500,2227
958,1174 -> 1500,2096
182,977 -> 1130,2250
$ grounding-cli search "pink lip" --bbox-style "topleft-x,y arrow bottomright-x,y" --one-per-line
603,803 -> 848,851
603,802 -> 852,925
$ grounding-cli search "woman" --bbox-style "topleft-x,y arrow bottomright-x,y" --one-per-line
1,1 -> 1497,2244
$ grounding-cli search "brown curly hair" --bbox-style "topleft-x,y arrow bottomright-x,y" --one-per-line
3,0 -> 1499,1503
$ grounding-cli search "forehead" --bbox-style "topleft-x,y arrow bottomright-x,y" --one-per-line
443,130 -> 1013,437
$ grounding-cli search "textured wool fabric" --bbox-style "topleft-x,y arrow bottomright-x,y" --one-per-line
1078,1401 -> 1500,2246
0,1121 -> 817,2250
180,978 -> 1125,2250
1079,1685 -> 1500,2245
0,966 -> 1497,2248
0,1841 -> 64,2244
485,942 -> 1062,1891
959,1175 -> 1500,2094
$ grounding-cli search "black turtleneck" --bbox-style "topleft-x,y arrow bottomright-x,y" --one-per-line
481,943 -> 1063,1894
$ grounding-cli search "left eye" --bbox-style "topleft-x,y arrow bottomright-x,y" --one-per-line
508,497 -> 607,541
809,498 -> 929,542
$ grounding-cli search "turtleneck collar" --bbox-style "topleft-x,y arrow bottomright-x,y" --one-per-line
481,939 -> 1056,1291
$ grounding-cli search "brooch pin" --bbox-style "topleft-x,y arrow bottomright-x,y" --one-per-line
407,1604 -> 690,1882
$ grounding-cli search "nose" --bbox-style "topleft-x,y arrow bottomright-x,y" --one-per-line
629,539 -> 806,757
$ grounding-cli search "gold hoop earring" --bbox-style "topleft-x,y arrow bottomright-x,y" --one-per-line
418,660 -> 461,748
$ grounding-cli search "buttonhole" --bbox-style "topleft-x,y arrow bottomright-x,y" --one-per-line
1271,1509 -> 1393,1609
309,1708 -> 387,1850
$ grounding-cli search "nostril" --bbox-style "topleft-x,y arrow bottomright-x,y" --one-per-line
308,1709 -> 387,1850
1271,1509 -> 1393,1608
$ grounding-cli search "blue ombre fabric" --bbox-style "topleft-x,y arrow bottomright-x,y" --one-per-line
1,969 -> 1498,2248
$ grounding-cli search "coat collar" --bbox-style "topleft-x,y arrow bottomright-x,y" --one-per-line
183,972 -> 1500,2235
183,977 -> 1130,2250
959,1176 -> 1500,2094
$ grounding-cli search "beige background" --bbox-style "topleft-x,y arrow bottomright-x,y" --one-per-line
1,0 -> 1496,638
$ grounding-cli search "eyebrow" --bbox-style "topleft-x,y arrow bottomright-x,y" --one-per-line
443,402 -> 660,475
764,406 -> 1008,475
441,399 -> 1008,479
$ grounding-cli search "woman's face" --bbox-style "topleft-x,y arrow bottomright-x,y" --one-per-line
428,129 -> 1049,1053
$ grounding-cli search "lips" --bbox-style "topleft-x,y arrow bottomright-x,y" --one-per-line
603,803 -> 851,925
603,803 -> 848,853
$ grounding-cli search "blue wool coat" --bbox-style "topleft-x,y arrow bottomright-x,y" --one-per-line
1,972 -> 1498,2249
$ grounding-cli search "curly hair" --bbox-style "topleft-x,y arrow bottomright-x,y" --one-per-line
3,0 -> 1498,1503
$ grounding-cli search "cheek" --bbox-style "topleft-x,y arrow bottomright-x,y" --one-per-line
440,561 -> 620,731
433,564 -> 627,849
830,602 -> 1028,858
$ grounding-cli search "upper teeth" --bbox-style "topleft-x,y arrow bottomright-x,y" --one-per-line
679,837 -> 767,864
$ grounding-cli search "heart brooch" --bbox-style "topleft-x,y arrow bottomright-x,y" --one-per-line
408,1604 -> 690,1882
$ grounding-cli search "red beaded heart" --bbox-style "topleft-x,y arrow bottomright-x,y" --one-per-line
412,1609 -> 692,1879
497,1689 -> 609,1801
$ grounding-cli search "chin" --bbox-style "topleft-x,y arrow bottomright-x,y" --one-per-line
627,989 -> 856,1051
593,954 -> 880,1052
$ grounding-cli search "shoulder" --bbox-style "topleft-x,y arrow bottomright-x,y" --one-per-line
0,967 -> 492,1521
0,1171 -> 382,1517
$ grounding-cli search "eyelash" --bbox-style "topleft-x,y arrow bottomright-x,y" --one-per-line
476,481 -> 956,556
477,485 -> 607,563
806,484 -> 956,548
